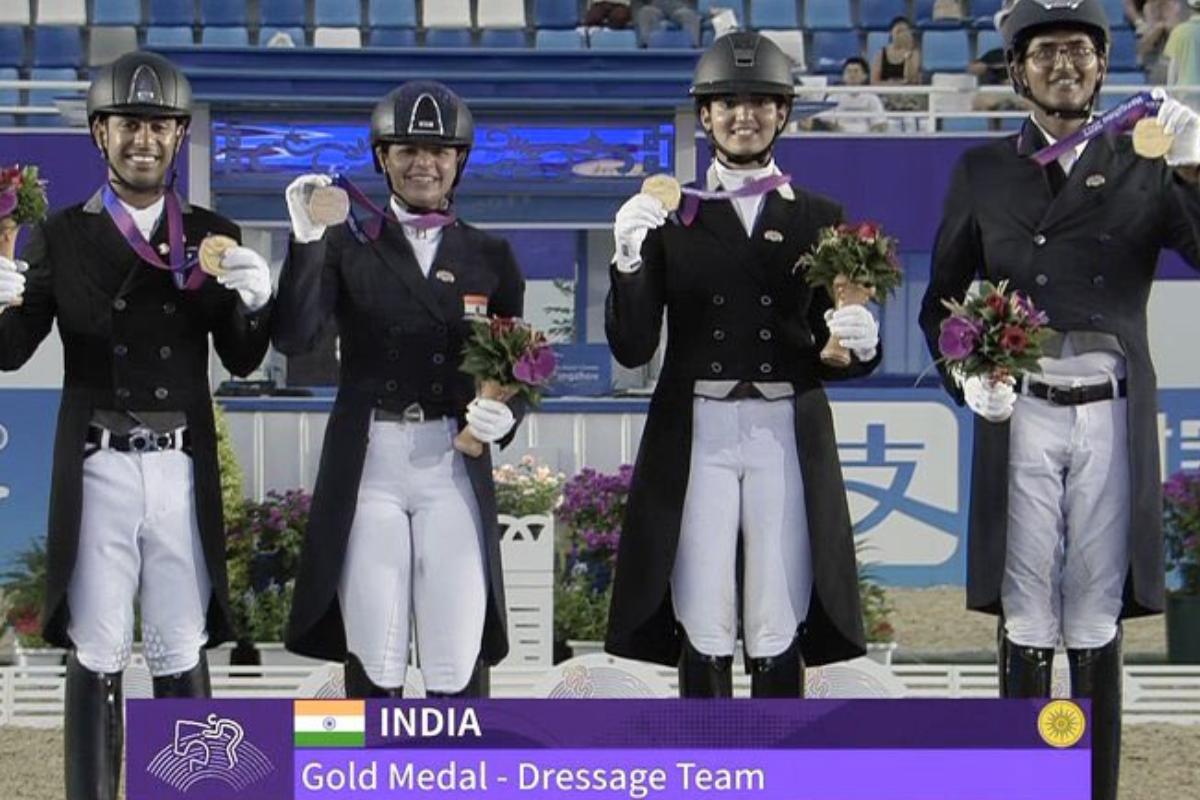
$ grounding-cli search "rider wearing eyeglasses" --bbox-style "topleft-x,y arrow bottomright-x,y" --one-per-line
919,2 -> 1200,799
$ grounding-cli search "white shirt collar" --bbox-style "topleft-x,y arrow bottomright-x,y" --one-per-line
705,158 -> 795,201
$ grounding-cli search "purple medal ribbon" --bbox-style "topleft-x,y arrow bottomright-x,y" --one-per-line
101,184 -> 205,290
678,172 -> 793,226
331,174 -> 455,242
1030,90 -> 1160,166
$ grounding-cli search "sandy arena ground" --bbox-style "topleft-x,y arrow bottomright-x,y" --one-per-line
1,587 -> 1195,799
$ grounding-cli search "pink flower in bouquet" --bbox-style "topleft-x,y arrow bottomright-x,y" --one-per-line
985,291 -> 1008,317
1013,292 -> 1049,326
856,222 -> 879,241
999,324 -> 1028,354
938,316 -> 981,360
513,345 -> 557,386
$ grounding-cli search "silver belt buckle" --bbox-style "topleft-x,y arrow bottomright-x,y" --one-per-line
127,426 -> 159,453
402,402 -> 425,423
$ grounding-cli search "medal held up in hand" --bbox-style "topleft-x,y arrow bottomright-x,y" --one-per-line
198,234 -> 238,277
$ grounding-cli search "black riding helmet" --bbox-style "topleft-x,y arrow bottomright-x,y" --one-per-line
87,51 -> 192,125
370,80 -> 474,190
1001,0 -> 1110,120
691,32 -> 795,166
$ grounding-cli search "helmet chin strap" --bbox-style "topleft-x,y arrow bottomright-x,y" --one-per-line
97,123 -> 186,197
702,98 -> 791,169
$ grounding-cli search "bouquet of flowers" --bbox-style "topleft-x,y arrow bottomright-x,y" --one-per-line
0,164 -> 49,261
798,221 -> 903,366
937,279 -> 1051,386
456,317 -> 557,458
1164,470 -> 1200,596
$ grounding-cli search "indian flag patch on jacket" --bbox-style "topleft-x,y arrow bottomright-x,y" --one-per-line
294,700 -> 365,748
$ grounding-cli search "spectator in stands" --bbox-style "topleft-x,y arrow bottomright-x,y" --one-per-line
605,32 -> 878,700
0,52 -> 273,800
827,57 -> 888,133
872,17 -> 925,125
1126,0 -> 1187,82
636,0 -> 702,48
871,16 -> 923,87
923,3 -> 1200,799
585,0 -> 633,29
275,82 -> 524,701
1164,0 -> 1200,105
968,46 -> 1028,122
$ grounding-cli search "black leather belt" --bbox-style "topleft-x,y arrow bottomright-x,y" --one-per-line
1024,378 -> 1127,406
86,424 -> 190,453
374,402 -> 453,423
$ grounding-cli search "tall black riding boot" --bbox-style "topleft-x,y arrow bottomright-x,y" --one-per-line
677,636 -> 733,698
64,651 -> 123,800
152,650 -> 212,698
749,636 -> 805,698
1069,628 -> 1122,800
427,660 -> 490,698
998,631 -> 1054,698
343,653 -> 404,698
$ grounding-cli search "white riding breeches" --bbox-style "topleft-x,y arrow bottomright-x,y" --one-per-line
671,397 -> 813,660
338,418 -> 487,693
67,448 -> 210,677
1002,394 -> 1130,650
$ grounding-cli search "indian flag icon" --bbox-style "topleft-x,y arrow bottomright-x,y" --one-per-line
294,700 -> 365,748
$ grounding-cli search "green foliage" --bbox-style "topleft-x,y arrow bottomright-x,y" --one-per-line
1,536 -> 48,647
554,576 -> 612,643
214,402 -> 246,530
226,490 -> 310,642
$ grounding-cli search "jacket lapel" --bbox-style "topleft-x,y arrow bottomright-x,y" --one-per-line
368,218 -> 447,323
75,193 -> 141,298
747,190 -> 800,290
1039,130 -> 1116,231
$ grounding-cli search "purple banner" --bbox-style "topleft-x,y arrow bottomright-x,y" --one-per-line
126,699 -> 1091,800
294,748 -> 1089,800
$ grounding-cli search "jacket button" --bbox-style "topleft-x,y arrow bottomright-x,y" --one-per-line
759,328 -> 772,341
712,294 -> 725,306
710,361 -> 723,374
431,382 -> 443,395
759,362 -> 773,374
162,302 -> 176,315
1092,275 -> 1105,288
385,380 -> 398,392
1089,313 -> 1104,324
115,387 -> 131,399
113,344 -> 128,356
388,349 -> 400,360
154,387 -> 169,400
1033,233 -> 1046,246
432,353 -> 445,365
1034,274 -> 1048,286
712,329 -> 726,341
760,295 -> 773,307
159,346 -> 172,359
112,298 -> 127,311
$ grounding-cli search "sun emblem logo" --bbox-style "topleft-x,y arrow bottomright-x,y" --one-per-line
1038,700 -> 1087,748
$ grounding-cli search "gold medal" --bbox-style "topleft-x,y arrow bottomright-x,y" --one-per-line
641,174 -> 682,212
307,185 -> 350,226
1132,118 -> 1173,159
198,234 -> 238,277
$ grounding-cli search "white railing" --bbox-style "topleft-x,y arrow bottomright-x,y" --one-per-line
3,660 -> 1198,728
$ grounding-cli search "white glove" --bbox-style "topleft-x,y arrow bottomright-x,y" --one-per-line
824,304 -> 880,361
0,256 -> 27,307
1154,88 -> 1200,166
285,174 -> 333,243
962,374 -> 1017,423
465,397 -> 516,444
217,246 -> 272,312
613,193 -> 667,272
